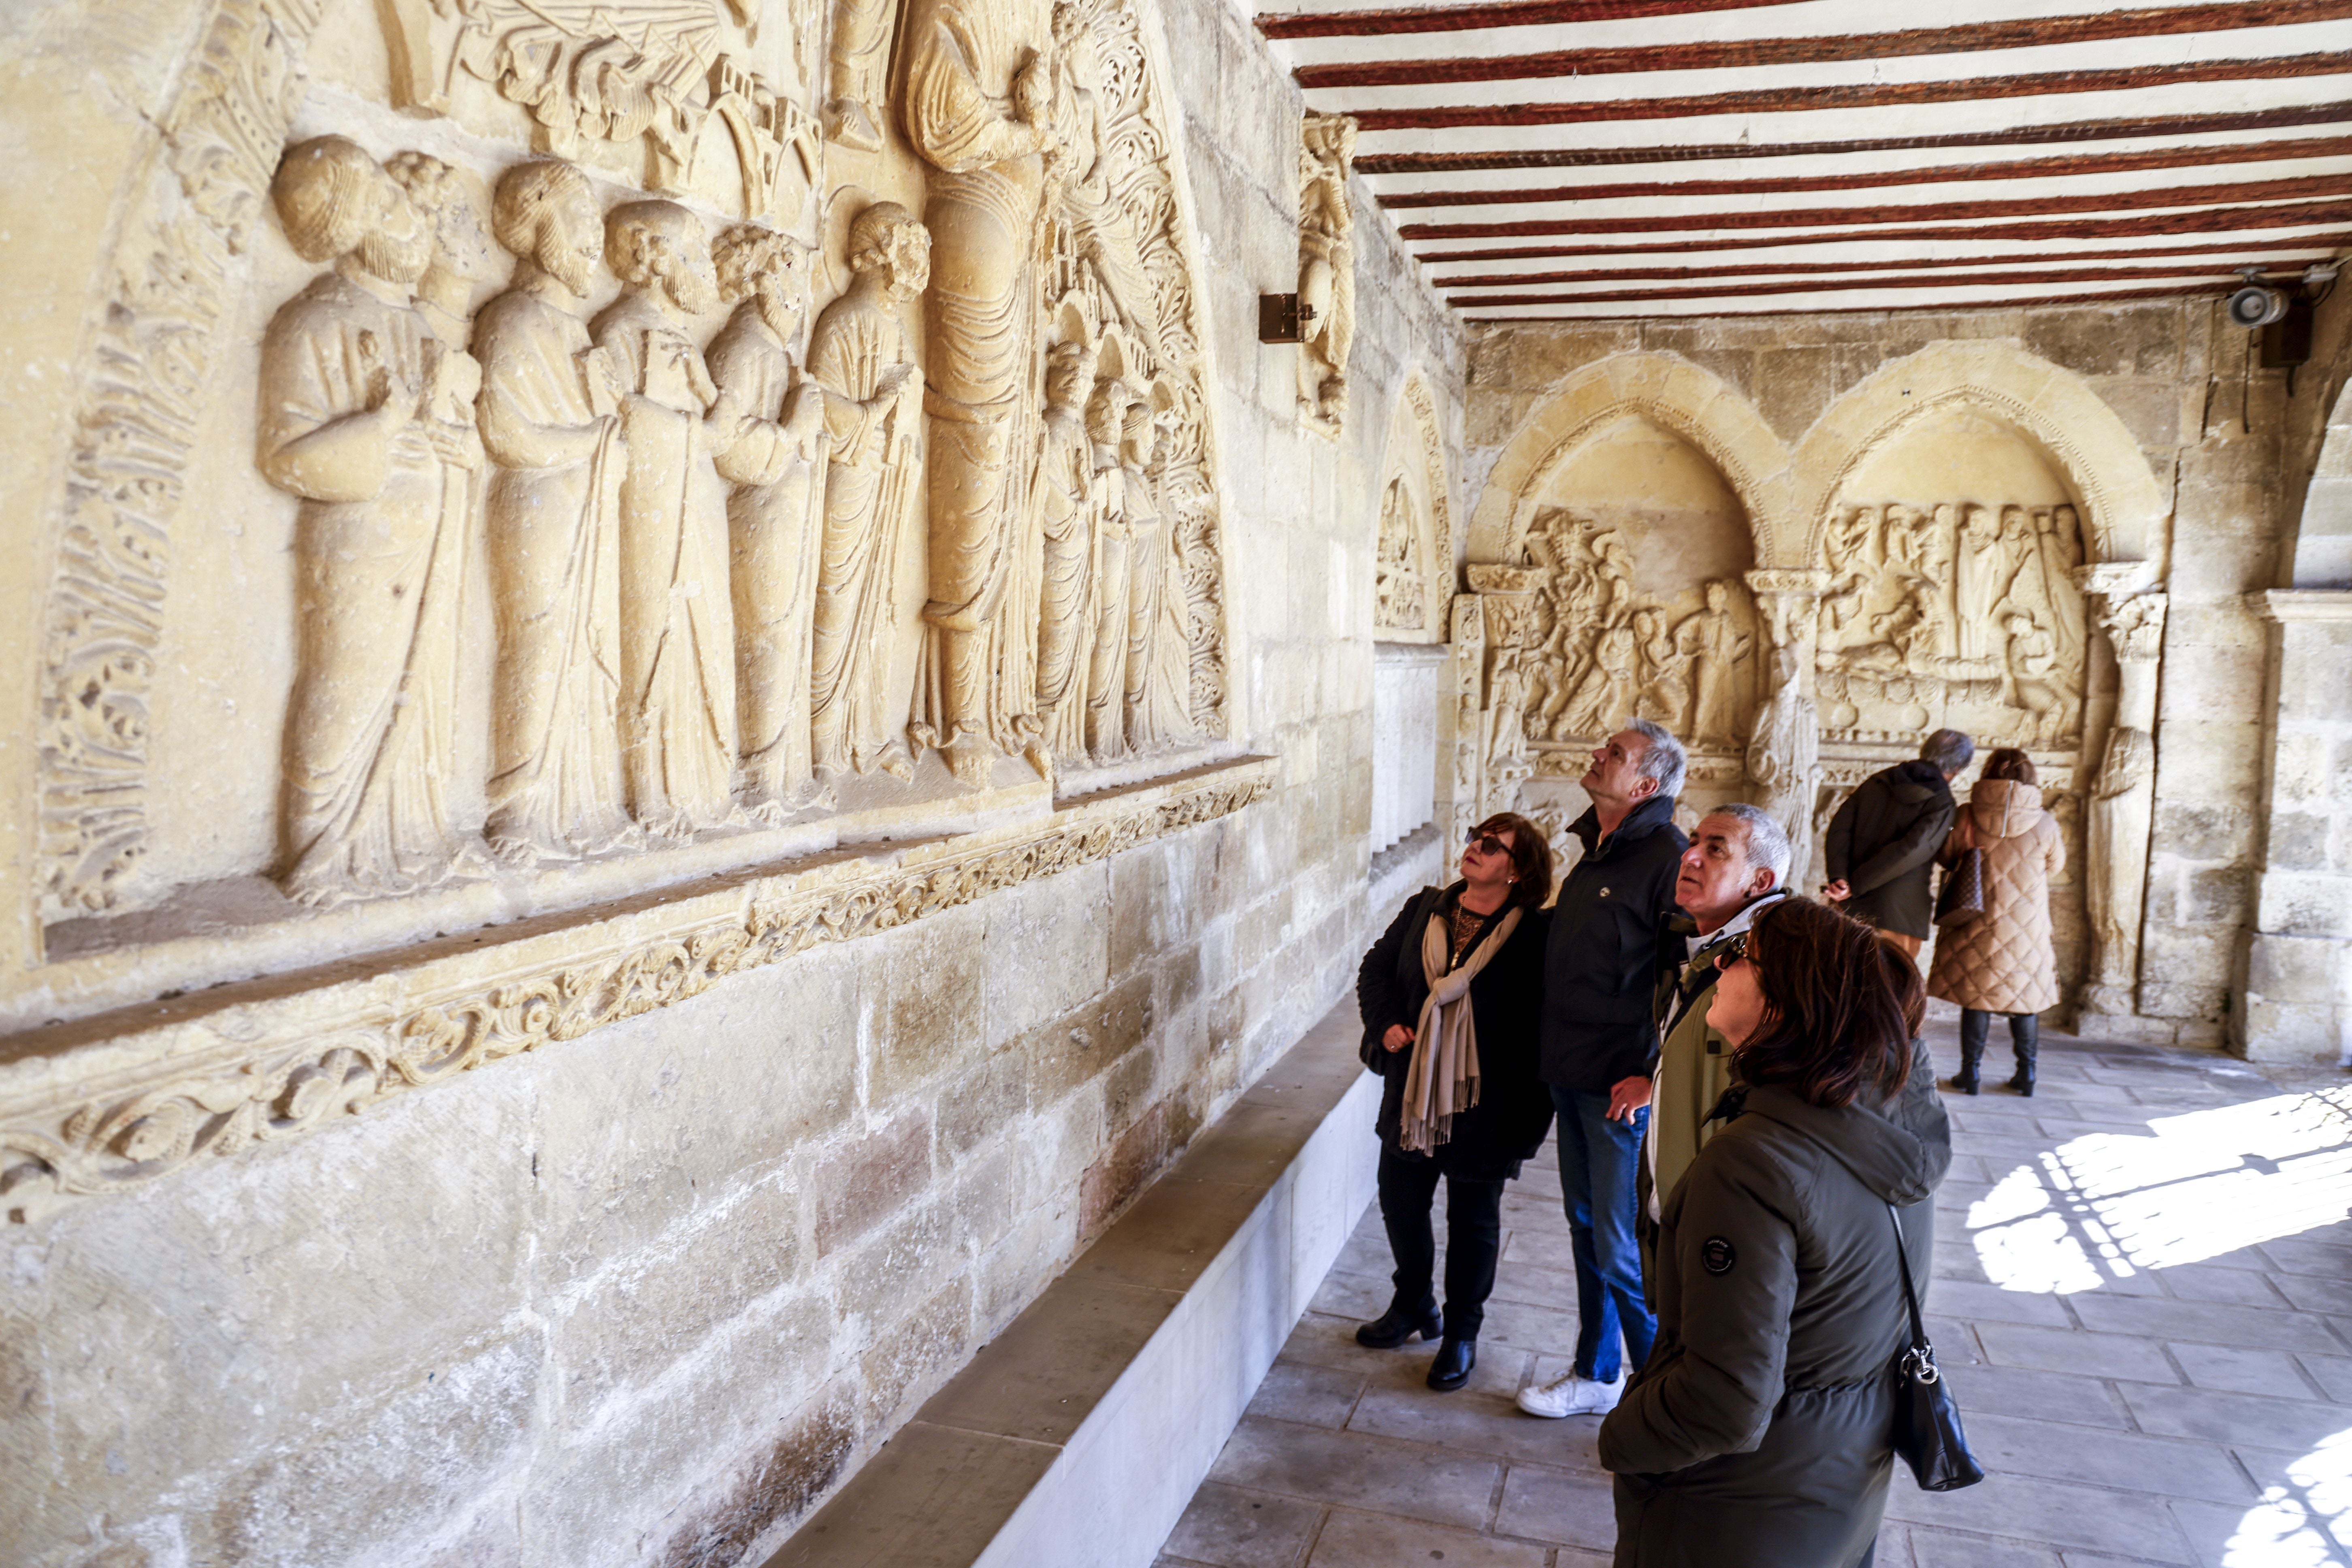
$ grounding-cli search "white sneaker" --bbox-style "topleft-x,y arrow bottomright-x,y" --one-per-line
1516,1371 -> 1626,1418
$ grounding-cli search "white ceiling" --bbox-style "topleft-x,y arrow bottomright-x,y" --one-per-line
1257,0 -> 2352,319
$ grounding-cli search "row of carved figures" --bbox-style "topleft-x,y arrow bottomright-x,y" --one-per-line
258,138 -> 1189,909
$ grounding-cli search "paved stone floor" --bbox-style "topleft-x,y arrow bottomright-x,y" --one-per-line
1156,1023 -> 2352,1568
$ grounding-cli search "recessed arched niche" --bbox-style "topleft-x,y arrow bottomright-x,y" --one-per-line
1514,412 -> 1762,758
1815,407 -> 2092,757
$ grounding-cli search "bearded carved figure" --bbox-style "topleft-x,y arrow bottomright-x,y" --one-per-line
1033,329 -> 1104,765
900,0 -> 1056,784
473,158 -> 637,863
710,226 -> 831,814
1296,112 -> 1357,435
258,136 -> 488,906
592,199 -> 746,837
807,202 -> 930,781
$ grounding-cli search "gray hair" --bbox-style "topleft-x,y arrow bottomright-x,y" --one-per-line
1920,728 -> 1975,775
1709,802 -> 1791,885
1623,718 -> 1687,801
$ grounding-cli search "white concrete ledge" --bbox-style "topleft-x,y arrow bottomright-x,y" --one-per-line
770,1002 -> 1379,1568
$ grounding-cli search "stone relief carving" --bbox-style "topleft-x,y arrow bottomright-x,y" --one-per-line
1515,507 -> 1758,750
1374,475 -> 1426,632
0,763 -> 1271,1224
2082,587 -> 2166,1015
1296,112 -> 1356,437
1815,499 -> 2088,748
1747,642 -> 1821,892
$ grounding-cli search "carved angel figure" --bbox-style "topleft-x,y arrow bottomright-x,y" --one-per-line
592,200 -> 745,837
807,202 -> 929,780
258,136 -> 488,906
710,226 -> 831,814
473,158 -> 638,863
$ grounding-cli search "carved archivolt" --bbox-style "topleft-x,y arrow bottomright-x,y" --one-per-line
0,760 -> 1272,1222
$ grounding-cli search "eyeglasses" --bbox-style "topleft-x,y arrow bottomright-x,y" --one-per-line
1464,829 -> 1508,858
1712,931 -> 1753,970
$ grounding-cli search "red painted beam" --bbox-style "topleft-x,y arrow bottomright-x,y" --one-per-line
1259,0 -> 1811,42
1458,283 -> 2236,320
1444,264 -> 2289,306
1354,102 -> 2352,175
1294,0 -> 2352,89
1395,173 -> 2352,239
1378,137 -> 2352,209
1344,55 -> 2352,132
1431,241 -> 2352,289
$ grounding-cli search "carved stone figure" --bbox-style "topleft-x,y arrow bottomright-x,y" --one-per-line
1632,607 -> 1685,724
826,0 -> 900,151
1034,328 -> 1104,763
1676,579 -> 1753,747
1559,622 -> 1637,741
710,226 -> 831,813
1082,373 -> 1139,760
258,136 -> 487,907
1044,0 -> 1156,341
1954,503 -> 2007,663
1374,474 -> 1425,632
1296,112 -> 1355,435
473,158 -> 637,863
2083,589 -> 2167,1013
807,202 -> 929,780
901,0 -> 1056,782
593,200 -> 744,837
1118,386 -> 1189,754
1747,643 -> 1820,892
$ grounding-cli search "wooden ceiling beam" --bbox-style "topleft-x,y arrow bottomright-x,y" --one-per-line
1295,0 -> 2352,89
1443,264 -> 2303,305
1432,241 -> 2352,289
1345,55 -> 2352,132
1459,283 -> 2240,320
1260,0 -> 1811,43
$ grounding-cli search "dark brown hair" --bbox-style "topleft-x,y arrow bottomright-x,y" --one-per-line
1473,812 -> 1554,910
1731,899 -> 1920,1109
1981,747 -> 2038,787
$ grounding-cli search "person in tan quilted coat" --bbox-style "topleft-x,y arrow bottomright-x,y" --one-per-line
1929,749 -> 2064,1096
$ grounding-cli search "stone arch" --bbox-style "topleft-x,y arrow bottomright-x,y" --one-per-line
1372,372 -> 1453,641
1465,352 -> 1797,567
2286,373 -> 2352,588
1792,340 -> 2169,572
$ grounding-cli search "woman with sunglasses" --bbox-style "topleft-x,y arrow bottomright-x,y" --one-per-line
1353,812 -> 1554,1391
1598,899 -> 1951,1567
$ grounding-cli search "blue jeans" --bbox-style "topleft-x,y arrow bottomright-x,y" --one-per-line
1551,1085 -> 1656,1382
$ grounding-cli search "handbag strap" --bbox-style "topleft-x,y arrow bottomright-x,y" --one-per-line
1888,1205 -> 1930,1353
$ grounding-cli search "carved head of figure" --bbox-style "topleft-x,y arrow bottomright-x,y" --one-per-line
1704,579 -> 1730,614
1085,373 -> 1132,452
716,225 -> 814,343
1963,503 -> 1999,545
492,160 -> 604,300
1999,503 -> 2030,542
385,152 -> 490,320
1046,335 -> 1101,413
606,199 -> 720,317
848,202 -> 931,304
272,135 -> 431,286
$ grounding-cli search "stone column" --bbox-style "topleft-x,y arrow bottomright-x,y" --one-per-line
2239,590 -> 2352,1063
1744,569 -> 1827,888
2076,568 -> 2168,1019
1459,563 -> 1541,825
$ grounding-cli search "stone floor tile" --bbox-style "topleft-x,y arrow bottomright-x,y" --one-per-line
1206,1419 -> 1500,1531
1307,1269 -> 1391,1321
2168,1342 -> 2324,1399
1161,1483 -> 1322,1568
1246,1361 -> 1366,1429
2299,1352 -> 2352,1403
1925,1314 -> 1987,1365
1886,1472 -> 2193,1562
1499,1224 -> 1579,1273
1941,1363 -> 2130,1427
2167,1495 -> 2352,1568
1908,1525 -> 2063,1568
1511,1166 -> 1563,1203
2154,1263 -> 2291,1306
2263,1237 -> 2352,1280
1348,1379 -> 1608,1472
1976,1321 -> 2181,1383
2069,1293 -> 2344,1352
2267,1272 -> 2352,1314
1475,1294 -> 1586,1356
1486,1256 -> 1579,1312
1492,1463 -> 1618,1551
1961,1411 -> 2257,1505
2118,1382 -> 2352,1450
1304,1508 -> 1547,1568
1276,1314 -> 1413,1375
1920,1278 -> 2075,1327
1943,1153 -> 1996,1182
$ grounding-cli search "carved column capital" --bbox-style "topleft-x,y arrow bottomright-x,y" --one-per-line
2092,590 -> 2169,664
1742,567 -> 1828,599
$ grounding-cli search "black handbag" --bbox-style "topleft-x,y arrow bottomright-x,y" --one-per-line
1934,847 -> 1986,927
1888,1205 -> 1985,1491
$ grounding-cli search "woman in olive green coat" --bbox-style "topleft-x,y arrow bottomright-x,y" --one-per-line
1598,901 -> 1952,1568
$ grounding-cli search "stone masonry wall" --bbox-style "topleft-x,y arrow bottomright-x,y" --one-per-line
1464,301 -> 2340,1045
0,5 -> 1464,1567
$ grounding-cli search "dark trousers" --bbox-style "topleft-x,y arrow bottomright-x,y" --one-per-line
1376,1148 -> 1505,1340
1959,1008 -> 2038,1074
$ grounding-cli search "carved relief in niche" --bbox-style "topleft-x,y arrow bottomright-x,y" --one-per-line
1374,379 -> 1450,638
1375,478 -> 1426,632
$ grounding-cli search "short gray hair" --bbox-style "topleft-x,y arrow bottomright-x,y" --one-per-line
1921,728 -> 1975,775
1624,718 -> 1687,801
1709,802 -> 1791,885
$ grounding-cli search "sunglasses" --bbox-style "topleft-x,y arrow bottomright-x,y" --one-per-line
1464,828 -> 1508,858
1712,930 -> 1753,970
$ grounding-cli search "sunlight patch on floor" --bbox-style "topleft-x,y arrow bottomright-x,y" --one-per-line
2227,1427 -> 2352,1567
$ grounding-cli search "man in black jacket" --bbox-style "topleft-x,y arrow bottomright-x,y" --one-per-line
1517,719 -> 1689,1420
1822,727 -> 1973,961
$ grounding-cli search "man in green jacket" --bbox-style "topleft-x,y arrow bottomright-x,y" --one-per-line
1636,804 -> 1789,1289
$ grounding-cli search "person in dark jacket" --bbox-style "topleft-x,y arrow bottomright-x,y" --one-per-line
1356,812 -> 1555,1391
1518,720 -> 1689,1419
1598,898 -> 1953,1568
1822,727 -> 1973,959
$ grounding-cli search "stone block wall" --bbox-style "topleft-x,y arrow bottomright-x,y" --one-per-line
0,0 -> 1463,1562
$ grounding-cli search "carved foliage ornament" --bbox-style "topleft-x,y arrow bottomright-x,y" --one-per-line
0,767 -> 1269,1222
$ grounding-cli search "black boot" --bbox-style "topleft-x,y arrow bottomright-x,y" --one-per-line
1426,1336 -> 1477,1391
2007,1012 -> 2039,1097
1948,1009 -> 1986,1095
1357,1300 -> 1442,1349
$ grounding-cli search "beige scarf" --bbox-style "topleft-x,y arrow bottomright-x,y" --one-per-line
1398,902 -> 1522,1154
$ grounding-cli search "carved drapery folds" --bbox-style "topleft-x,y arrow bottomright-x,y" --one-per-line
2081,581 -> 2167,1015
26,0 -> 1235,991
1296,112 -> 1356,437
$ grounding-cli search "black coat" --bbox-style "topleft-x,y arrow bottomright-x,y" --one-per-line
1824,761 -> 1955,939
1598,1046 -> 1952,1568
1538,794 -> 1690,1093
1357,884 -> 1555,1183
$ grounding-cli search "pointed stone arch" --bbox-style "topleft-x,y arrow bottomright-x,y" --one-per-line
1466,352 -> 1796,567
1792,340 -> 2170,574
1372,371 -> 1453,642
